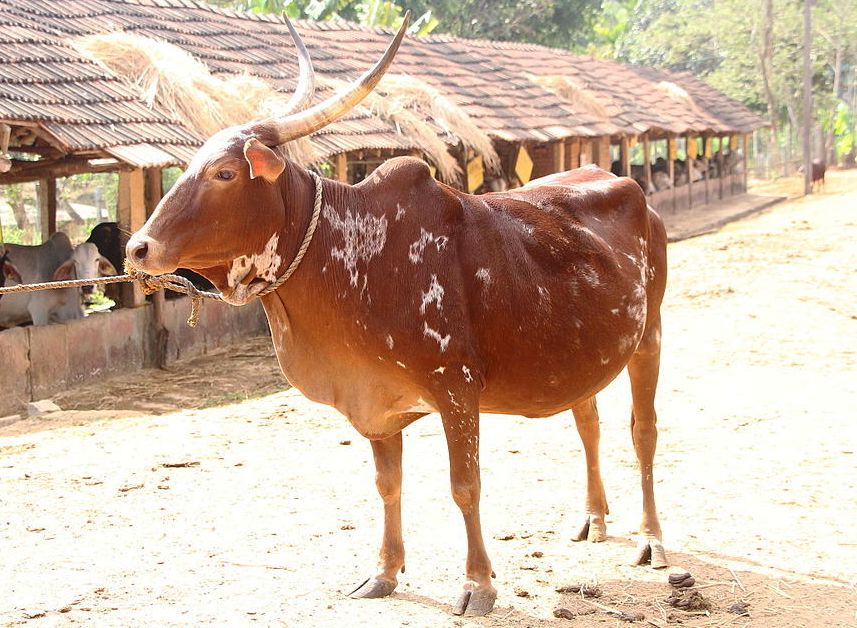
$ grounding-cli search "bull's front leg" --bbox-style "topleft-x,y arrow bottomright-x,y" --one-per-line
440,396 -> 497,616
350,432 -> 405,598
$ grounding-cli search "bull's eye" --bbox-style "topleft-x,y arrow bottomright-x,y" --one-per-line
216,169 -> 236,181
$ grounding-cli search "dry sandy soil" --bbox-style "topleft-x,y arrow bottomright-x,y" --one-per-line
2,172 -> 856,627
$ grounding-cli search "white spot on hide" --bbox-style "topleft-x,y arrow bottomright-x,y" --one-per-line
408,229 -> 448,264
227,233 -> 282,288
386,334 -> 394,350
475,268 -> 492,288
322,204 -> 388,290
395,204 -> 406,221
423,322 -> 451,352
420,274 -> 444,314
462,365 -> 473,382
433,366 -> 446,374
580,264 -> 600,287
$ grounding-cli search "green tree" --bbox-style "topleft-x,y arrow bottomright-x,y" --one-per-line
404,0 -> 601,47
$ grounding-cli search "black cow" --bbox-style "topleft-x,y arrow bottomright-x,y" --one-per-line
86,222 -> 212,306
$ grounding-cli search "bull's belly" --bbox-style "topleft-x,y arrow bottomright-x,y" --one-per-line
478,361 -> 626,417
472,317 -> 641,416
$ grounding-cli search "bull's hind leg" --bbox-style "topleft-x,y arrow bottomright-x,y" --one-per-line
570,397 -> 609,543
627,315 -> 667,569
350,432 -> 405,599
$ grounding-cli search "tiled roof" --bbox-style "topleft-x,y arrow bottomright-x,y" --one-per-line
431,37 -> 764,136
0,0 -> 764,172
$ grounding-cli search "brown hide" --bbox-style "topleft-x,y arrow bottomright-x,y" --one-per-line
248,160 -> 666,438
128,154 -> 668,613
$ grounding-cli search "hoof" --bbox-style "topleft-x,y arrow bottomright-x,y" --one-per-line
631,538 -> 668,569
572,515 -> 607,543
349,576 -> 397,599
452,583 -> 497,617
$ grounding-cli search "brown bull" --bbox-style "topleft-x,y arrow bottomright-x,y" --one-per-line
127,16 -> 668,617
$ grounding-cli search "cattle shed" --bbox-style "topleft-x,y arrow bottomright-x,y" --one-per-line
0,0 -> 764,417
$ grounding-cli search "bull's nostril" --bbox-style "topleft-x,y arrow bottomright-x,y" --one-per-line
132,241 -> 148,262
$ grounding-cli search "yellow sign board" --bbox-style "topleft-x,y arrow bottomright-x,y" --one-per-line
467,155 -> 484,193
668,138 -> 677,161
704,137 -> 712,158
515,146 -> 533,185
687,136 -> 698,158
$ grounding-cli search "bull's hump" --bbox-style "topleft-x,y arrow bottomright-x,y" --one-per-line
357,156 -> 434,191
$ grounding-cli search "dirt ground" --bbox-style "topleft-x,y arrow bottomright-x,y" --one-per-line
2,171 -> 856,627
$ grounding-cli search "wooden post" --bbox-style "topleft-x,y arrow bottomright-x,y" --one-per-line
38,178 -> 57,241
667,136 -> 677,212
743,134 -> 749,193
142,167 -> 168,367
717,137 -> 725,200
335,153 -> 348,183
569,139 -> 581,169
117,169 -> 147,307
596,136 -> 611,171
703,136 -> 710,205
552,140 -> 565,174
643,135 -> 652,194
620,136 -> 631,177
144,168 -> 162,217
686,134 -> 694,209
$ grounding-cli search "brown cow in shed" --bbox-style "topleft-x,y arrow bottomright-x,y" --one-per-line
126,16 -> 668,617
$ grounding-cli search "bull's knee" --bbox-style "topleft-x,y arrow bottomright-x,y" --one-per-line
375,472 -> 401,505
450,480 -> 479,514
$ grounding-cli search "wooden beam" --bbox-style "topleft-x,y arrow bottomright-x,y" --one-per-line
0,155 -> 127,185
117,169 -> 147,307
743,133 -> 749,193
335,153 -> 348,183
38,178 -> 57,241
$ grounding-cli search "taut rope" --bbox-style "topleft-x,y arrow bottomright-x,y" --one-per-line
0,170 -> 325,327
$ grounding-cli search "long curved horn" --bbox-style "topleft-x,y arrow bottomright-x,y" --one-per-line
263,11 -> 410,145
281,15 -> 316,115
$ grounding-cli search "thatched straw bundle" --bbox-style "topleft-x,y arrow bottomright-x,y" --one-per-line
74,32 -> 497,182
529,75 -> 609,121
655,81 -> 707,117
376,74 -> 500,173
73,32 -> 316,164
318,75 -> 459,182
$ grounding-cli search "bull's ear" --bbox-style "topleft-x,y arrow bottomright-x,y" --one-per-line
98,256 -> 117,277
53,259 -> 76,281
243,138 -> 285,183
